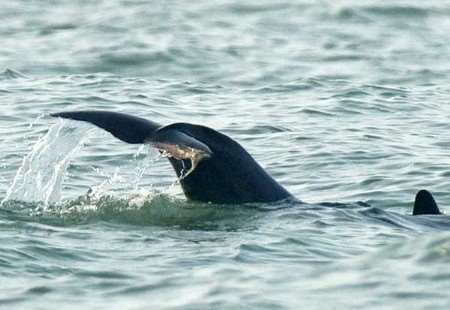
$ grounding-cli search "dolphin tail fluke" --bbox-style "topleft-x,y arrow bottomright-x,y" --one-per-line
51,110 -> 161,144
413,189 -> 441,215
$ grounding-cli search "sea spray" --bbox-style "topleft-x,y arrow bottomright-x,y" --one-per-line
2,120 -> 91,205
84,144 -> 160,201
2,118 -> 170,210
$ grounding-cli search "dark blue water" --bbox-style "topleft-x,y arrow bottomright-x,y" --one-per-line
2,1 -> 450,309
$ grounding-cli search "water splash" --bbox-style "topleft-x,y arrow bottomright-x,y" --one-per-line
2,120 -> 91,205
85,144 -> 160,201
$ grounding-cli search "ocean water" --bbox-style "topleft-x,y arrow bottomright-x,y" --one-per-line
2,0 -> 450,309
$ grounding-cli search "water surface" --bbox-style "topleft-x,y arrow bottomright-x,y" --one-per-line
2,1 -> 450,309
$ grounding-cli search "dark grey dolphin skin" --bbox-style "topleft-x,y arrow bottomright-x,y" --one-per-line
51,110 -> 293,204
413,189 -> 441,215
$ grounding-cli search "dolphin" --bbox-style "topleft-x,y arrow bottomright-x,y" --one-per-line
51,111 -> 446,215
51,110 -> 293,204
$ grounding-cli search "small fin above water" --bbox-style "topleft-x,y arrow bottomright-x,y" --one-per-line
413,189 -> 441,215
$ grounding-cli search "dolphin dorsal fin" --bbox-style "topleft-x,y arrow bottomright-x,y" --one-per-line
413,189 -> 441,215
